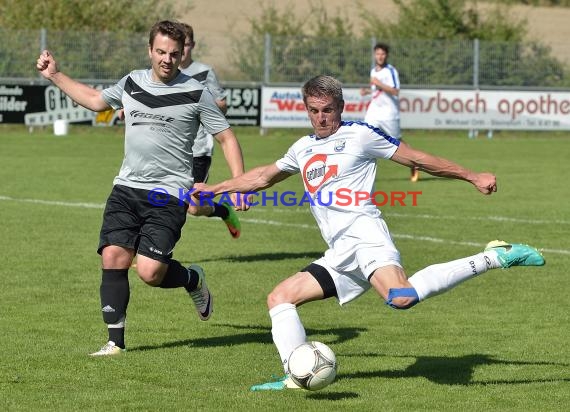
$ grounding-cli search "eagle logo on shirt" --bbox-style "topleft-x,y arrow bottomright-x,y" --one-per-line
334,139 -> 346,152
302,154 -> 338,194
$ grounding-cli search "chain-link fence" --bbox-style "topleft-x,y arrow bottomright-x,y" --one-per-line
2,28 -> 569,89
1,28 -> 149,83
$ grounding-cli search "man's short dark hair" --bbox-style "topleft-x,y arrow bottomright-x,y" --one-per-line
374,42 -> 390,54
179,23 -> 195,43
148,20 -> 186,50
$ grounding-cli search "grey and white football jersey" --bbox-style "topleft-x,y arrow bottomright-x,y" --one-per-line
101,69 -> 230,199
180,61 -> 228,157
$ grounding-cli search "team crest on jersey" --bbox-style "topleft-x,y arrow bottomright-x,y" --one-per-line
302,154 -> 338,194
334,139 -> 346,152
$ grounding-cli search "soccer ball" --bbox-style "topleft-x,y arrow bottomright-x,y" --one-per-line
288,341 -> 337,390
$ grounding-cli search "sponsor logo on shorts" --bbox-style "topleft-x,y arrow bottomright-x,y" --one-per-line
150,246 -> 163,255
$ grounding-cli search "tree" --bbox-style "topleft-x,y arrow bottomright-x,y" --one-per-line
0,0 -> 181,31
230,3 -> 305,82
358,0 -> 567,87
0,0 -> 190,80
359,0 -> 527,41
230,1 -> 372,83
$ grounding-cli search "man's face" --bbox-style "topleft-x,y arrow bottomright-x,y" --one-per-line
148,33 -> 182,83
180,35 -> 195,67
374,48 -> 387,67
305,95 -> 343,138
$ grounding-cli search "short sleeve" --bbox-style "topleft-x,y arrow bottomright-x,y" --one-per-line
101,75 -> 129,109
359,123 -> 400,159
275,145 -> 300,174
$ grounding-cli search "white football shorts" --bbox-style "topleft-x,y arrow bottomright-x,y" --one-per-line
312,216 -> 402,305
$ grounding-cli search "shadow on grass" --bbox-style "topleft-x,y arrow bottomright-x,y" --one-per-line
182,251 -> 323,264
305,391 -> 359,400
181,249 -> 325,264
130,324 -> 367,352
339,352 -> 570,386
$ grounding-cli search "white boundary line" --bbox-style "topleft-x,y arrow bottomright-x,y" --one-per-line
0,195 -> 105,209
387,212 -> 570,226
1,195 -> 568,256
237,218 -> 569,256
251,206 -> 570,226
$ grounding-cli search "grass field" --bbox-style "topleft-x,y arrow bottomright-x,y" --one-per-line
0,125 -> 569,411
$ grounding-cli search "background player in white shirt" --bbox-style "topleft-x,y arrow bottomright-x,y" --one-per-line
195,75 -> 545,391
361,42 -> 420,182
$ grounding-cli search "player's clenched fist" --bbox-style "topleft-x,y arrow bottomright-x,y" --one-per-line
473,172 -> 497,195
36,50 -> 58,79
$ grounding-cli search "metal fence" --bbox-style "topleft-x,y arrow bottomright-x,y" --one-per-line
2,28 -> 569,89
1,28 -> 149,84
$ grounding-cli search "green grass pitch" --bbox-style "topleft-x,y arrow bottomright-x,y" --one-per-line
0,124 -> 569,411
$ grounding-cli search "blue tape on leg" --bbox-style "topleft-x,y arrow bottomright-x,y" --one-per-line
386,287 -> 419,309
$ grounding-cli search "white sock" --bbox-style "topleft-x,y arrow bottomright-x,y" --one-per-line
269,303 -> 306,373
483,249 -> 503,269
408,253 -> 494,301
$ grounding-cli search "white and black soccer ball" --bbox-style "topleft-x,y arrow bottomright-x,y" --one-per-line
288,341 -> 337,390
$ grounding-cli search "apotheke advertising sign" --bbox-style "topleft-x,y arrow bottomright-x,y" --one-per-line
261,87 -> 570,131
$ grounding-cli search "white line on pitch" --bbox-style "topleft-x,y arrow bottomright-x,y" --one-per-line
1,195 -> 568,255
252,207 -> 570,226
0,195 -> 105,209
237,218 -> 569,256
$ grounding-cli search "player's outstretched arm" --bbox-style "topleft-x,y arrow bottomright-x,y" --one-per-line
194,163 -> 291,197
213,128 -> 250,210
36,50 -> 110,112
390,141 -> 497,195
213,128 -> 245,179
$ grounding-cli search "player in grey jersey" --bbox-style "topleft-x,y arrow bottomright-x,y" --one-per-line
178,22 -> 243,239
115,22 -> 245,237
36,20 -> 245,356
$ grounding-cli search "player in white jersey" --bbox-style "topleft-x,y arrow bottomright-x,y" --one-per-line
361,42 -> 420,182
194,75 -> 545,391
178,23 -> 244,239
36,21 -> 245,356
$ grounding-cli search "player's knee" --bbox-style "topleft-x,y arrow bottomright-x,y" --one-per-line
267,289 -> 282,308
136,267 -> 163,286
186,204 -> 213,217
387,297 -> 417,310
187,205 -> 199,216
385,287 -> 419,310
267,285 -> 292,308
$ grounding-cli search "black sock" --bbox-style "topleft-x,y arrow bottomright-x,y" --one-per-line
159,260 -> 192,289
209,202 -> 229,219
100,269 -> 129,349
185,267 -> 200,292
108,328 -> 125,349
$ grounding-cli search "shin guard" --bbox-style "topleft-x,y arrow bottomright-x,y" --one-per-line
100,269 -> 130,324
